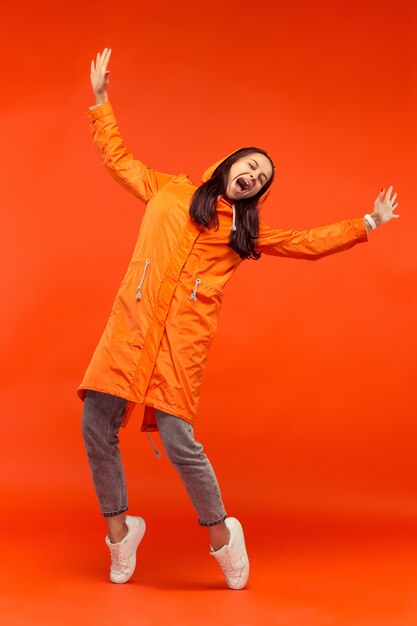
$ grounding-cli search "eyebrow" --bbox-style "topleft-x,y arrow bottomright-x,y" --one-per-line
250,159 -> 268,183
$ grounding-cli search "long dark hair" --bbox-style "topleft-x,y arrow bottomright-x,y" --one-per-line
189,147 -> 275,260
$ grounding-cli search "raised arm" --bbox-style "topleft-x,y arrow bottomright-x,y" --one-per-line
88,48 -> 177,202
256,187 -> 399,260
256,217 -> 368,260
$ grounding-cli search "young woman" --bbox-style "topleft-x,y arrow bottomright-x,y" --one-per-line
79,48 -> 399,589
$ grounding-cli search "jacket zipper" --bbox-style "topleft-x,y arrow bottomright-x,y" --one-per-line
136,258 -> 151,300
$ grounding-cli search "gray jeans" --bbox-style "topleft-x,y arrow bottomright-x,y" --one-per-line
81,390 -> 227,526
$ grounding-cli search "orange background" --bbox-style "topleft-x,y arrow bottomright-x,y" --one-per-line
1,0 -> 417,623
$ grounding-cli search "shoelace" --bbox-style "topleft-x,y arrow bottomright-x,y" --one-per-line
109,540 -> 129,571
218,550 -> 246,581
216,541 -> 237,571
212,534 -> 244,574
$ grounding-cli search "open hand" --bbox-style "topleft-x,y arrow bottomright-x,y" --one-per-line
373,186 -> 400,227
90,48 -> 112,99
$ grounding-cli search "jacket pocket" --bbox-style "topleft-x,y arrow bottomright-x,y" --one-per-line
108,258 -> 152,347
110,258 -> 151,316
177,275 -> 224,341
188,277 -> 224,301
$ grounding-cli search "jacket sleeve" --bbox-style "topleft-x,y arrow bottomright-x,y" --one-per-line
256,217 -> 369,260
86,102 -> 178,202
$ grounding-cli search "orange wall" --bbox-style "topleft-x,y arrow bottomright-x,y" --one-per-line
1,0 -> 416,525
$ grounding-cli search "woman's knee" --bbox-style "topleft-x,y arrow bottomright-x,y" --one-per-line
81,392 -> 114,452
81,399 -> 100,450
156,412 -> 203,466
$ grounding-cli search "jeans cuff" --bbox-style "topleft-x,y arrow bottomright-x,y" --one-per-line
198,513 -> 227,527
102,505 -> 128,518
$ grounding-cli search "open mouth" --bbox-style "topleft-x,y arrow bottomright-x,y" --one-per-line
235,177 -> 252,193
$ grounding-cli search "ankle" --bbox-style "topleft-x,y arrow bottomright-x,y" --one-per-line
210,527 -> 230,551
109,522 -> 129,544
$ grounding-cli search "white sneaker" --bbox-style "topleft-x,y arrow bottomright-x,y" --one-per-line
209,517 -> 249,590
105,515 -> 146,583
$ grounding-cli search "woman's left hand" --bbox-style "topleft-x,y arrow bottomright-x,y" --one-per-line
372,185 -> 400,227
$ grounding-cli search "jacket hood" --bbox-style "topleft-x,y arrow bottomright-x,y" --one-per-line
201,147 -> 274,209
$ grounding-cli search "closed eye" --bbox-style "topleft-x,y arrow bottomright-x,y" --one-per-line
248,162 -> 266,185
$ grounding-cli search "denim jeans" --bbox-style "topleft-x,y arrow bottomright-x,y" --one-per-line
81,390 -> 227,526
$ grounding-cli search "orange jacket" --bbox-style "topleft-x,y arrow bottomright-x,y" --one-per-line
77,102 -> 368,433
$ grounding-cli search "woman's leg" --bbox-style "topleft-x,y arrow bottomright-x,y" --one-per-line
81,390 -> 130,542
154,409 -> 230,549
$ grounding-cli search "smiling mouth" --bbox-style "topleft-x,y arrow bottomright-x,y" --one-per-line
235,177 -> 253,192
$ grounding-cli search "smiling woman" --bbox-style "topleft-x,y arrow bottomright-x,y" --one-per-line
188,146 -> 276,260
227,153 -> 273,199
80,46 -> 399,592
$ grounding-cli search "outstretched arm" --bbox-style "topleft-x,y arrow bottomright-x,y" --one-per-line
256,187 -> 399,260
88,48 -> 177,202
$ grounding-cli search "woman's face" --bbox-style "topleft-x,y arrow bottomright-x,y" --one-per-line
225,152 -> 274,201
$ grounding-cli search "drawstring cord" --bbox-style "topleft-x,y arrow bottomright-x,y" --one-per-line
190,278 -> 201,301
216,195 -> 237,232
231,205 -> 237,231
146,433 -> 162,458
136,258 -> 151,300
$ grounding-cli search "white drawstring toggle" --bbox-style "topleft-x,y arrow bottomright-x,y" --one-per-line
190,278 -> 201,301
231,205 -> 237,231
136,258 -> 151,300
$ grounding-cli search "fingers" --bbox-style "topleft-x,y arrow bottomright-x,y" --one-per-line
98,47 -> 111,70
377,186 -> 398,204
91,48 -> 112,73
384,185 -> 394,202
376,188 -> 385,202
103,48 -> 111,71
385,187 -> 399,211
375,186 -> 400,221
391,200 -> 400,221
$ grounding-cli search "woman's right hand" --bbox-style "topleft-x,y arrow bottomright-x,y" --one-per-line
90,48 -> 111,104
